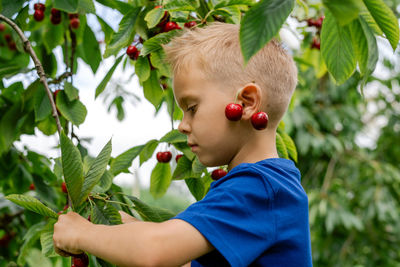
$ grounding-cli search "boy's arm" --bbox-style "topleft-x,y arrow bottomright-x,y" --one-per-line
53,211 -> 213,267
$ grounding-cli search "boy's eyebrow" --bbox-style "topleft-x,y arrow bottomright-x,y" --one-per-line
177,95 -> 198,107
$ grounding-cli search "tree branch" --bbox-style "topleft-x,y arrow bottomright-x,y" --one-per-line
0,14 -> 62,135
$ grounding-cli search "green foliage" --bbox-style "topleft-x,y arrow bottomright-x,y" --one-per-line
1,0 -> 400,265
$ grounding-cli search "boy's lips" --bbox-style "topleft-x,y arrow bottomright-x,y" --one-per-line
188,143 -> 198,151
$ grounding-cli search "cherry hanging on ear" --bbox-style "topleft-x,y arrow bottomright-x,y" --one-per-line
225,103 -> 243,121
251,111 -> 268,130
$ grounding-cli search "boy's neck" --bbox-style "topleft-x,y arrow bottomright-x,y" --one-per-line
228,129 -> 278,171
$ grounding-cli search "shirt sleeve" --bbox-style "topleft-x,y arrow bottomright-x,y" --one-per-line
173,167 -> 276,267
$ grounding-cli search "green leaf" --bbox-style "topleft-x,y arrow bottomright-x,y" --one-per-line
5,194 -> 58,219
172,155 -> 192,179
42,23 -> 65,54
60,131 -> 83,209
139,139 -> 159,165
276,132 -> 288,159
150,50 -> 172,77
192,157 -> 206,174
143,71 -> 164,109
40,229 -> 57,257
150,162 -> 172,199
56,91 -> 87,126
94,0 -> 133,14
362,0 -> 399,51
350,17 -> 378,78
0,0 -> 24,17
185,178 -> 205,201
321,11 -> 356,85
103,8 -> 141,58
91,200 -> 122,225
214,0 -> 254,9
79,24 -> 102,73
79,139 -> 112,205
160,129 -> 187,143
172,142 -> 195,161
33,87 -> 52,122
216,6 -> 242,24
141,31 -> 180,56
164,0 -> 200,11
359,10 -> 382,35
37,116 -> 57,136
109,145 -> 145,175
322,0 -> 363,25
53,0 -> 79,12
240,0 -> 294,64
127,196 -> 176,222
95,55 -> 124,98
145,7 -> 164,29
135,56 -> 151,83
98,170 -> 114,191
96,15 -> 115,44
78,0 -> 96,13
17,222 -> 47,265
64,82 -> 79,101
280,132 -> 297,162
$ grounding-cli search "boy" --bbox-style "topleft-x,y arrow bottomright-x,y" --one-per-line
53,22 -> 312,266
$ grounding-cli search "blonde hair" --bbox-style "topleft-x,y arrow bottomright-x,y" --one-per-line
163,22 -> 297,128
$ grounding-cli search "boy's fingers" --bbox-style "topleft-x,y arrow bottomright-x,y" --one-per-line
54,246 -> 74,257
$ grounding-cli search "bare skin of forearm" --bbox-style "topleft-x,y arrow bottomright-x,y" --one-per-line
78,220 -> 210,267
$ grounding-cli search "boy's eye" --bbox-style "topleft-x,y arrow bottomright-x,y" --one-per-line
187,105 -> 197,113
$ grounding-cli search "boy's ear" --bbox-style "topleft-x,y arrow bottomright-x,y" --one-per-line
237,83 -> 262,119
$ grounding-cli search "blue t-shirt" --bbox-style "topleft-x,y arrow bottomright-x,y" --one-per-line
173,158 -> 312,267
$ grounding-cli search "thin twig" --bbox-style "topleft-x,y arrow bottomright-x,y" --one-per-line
48,71 -> 73,84
0,14 -> 62,135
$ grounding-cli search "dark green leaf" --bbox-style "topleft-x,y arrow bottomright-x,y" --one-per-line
56,91 -> 87,126
172,155 -> 192,179
135,56 -> 151,83
79,139 -> 112,205
103,8 -> 141,58
240,0 -> 294,63
150,50 -> 172,77
64,82 -> 79,101
150,162 -> 172,199
94,0 -> 133,14
60,131 -> 83,209
362,0 -> 399,50
96,15 -> 115,44
323,0 -> 363,25
185,178 -> 205,201
5,194 -> 58,218
141,31 -> 180,56
143,71 -> 164,109
109,145 -> 145,175
164,0 -> 200,11
127,196 -> 176,222
276,132 -> 288,159
139,139 -> 159,165
95,55 -> 124,98
53,0 -> 79,12
33,87 -> 51,122
321,11 -> 356,84
160,129 -> 187,143
144,7 -> 164,29
91,200 -> 122,225
79,24 -> 102,73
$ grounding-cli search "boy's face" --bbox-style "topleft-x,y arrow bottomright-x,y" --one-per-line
173,66 -> 244,167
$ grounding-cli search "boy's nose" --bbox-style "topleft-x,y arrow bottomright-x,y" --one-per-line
178,119 -> 191,135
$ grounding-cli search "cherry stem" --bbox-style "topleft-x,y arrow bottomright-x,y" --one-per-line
0,15 -> 62,136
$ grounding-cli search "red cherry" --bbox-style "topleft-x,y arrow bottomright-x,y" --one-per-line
0,23 -> 5,32
53,89 -> 61,100
61,182 -> 68,193
225,103 -> 243,121
4,34 -> 12,43
184,21 -> 197,28
251,111 -> 268,130
73,253 -> 89,267
156,152 -> 164,163
50,14 -> 62,25
87,215 -> 91,222
58,204 -> 69,215
68,13 -> 79,19
306,18 -> 316,27
163,21 -> 180,32
162,151 -> 172,163
161,83 -> 168,90
51,8 -> 61,17
70,18 -> 80,29
34,9 -> 45,22
34,3 -> 45,11
311,37 -> 320,50
211,169 -> 227,180
175,154 -> 183,162
29,183 -> 35,190
8,42 -> 16,51
126,45 -> 140,60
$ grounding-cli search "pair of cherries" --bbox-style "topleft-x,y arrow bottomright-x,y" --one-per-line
225,103 -> 268,130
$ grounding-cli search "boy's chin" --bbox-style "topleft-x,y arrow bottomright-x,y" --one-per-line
197,156 -> 228,168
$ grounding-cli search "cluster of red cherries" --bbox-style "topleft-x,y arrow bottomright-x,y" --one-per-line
0,24 -> 17,51
225,103 -> 269,130
307,16 -> 324,50
33,3 -> 80,29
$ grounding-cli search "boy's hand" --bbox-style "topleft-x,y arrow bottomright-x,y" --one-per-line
53,211 -> 91,256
